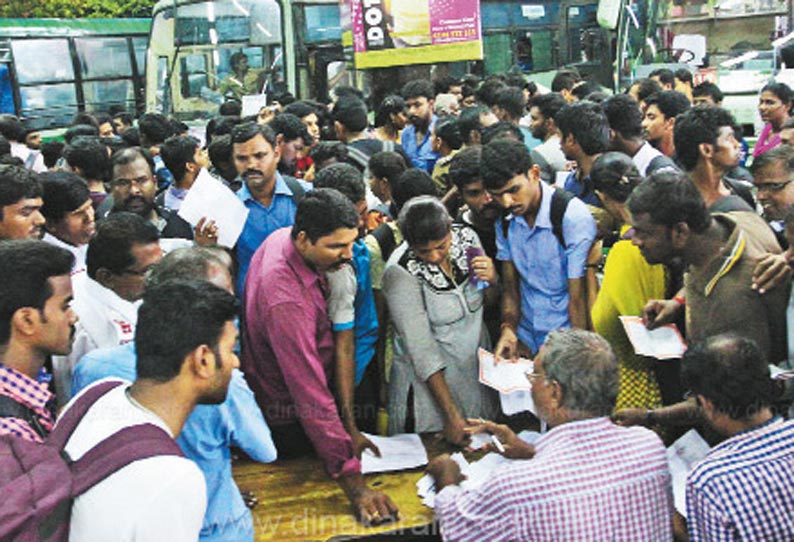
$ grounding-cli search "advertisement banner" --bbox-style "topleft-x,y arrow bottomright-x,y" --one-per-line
340,0 -> 483,69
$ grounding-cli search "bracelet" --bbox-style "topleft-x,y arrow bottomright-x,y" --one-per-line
672,295 -> 686,306
584,263 -> 599,269
645,410 -> 656,426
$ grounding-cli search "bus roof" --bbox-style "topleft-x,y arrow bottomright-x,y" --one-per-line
151,0 -> 279,18
0,18 -> 150,38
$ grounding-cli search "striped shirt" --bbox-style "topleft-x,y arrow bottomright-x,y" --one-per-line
434,417 -> 673,542
686,416 -> 794,542
0,364 -> 55,443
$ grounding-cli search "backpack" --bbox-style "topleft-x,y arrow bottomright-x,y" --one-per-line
371,222 -> 398,262
0,380 -> 184,542
282,175 -> 306,206
500,188 -> 574,248
346,140 -> 395,180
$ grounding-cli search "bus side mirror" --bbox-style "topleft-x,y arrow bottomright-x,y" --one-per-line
597,0 -> 622,30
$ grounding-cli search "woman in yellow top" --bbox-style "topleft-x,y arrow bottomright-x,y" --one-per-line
590,153 -> 667,411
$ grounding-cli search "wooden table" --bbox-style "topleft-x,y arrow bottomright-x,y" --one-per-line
233,436 -> 450,542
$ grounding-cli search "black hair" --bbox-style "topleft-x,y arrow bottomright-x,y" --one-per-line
0,240 -> 74,344
39,141 -> 64,169
433,75 -> 460,96
475,79 -> 507,108
751,143 -> 794,174
136,280 -> 238,382
434,117 -> 462,150
160,135 -> 201,183
110,146 -> 156,180
627,169 -> 710,233
230,122 -> 277,148
313,163 -> 366,204
230,52 -> 247,70
87,212 -> 159,279
649,68 -> 675,88
571,81 -> 601,101
494,86 -> 526,120
761,82 -> 794,108
375,95 -> 406,128
590,152 -> 642,203
332,85 -> 364,101
0,135 -> 9,157
333,97 -> 369,133
0,164 -> 43,213
644,91 -> 691,120
219,100 -> 242,117
137,113 -> 173,146
504,73 -> 529,91
291,188 -> 359,242
481,121 -> 523,145
458,105 -> 490,145
481,138 -> 532,189
448,145 -> 482,191
391,168 -> 438,213
673,105 -> 737,171
310,141 -> 348,166
283,101 -> 316,120
401,79 -> 434,101
557,101 -> 611,153
64,124 -> 99,145
528,93 -> 566,123
39,171 -> 91,222
398,196 -> 452,247
629,78 -> 664,102
551,69 -> 581,92
71,112 -> 99,129
369,151 -> 406,184
113,112 -> 133,127
63,136 -> 110,182
692,82 -> 724,104
206,116 -> 243,145
120,127 -> 141,147
208,134 -> 233,170
674,68 -> 693,85
681,334 -> 776,420
0,114 -> 25,141
602,94 -> 644,140
269,113 -> 311,144
94,113 -> 113,129
170,119 -> 190,136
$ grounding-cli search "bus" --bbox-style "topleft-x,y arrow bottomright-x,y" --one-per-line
0,18 -> 150,132
147,0 -> 613,121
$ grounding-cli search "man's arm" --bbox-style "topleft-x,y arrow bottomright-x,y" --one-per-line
334,328 -> 379,457
566,277 -> 588,330
224,370 -> 277,463
495,260 -> 521,360
561,199 -> 597,330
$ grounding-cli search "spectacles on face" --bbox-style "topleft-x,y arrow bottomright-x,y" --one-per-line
756,179 -> 794,193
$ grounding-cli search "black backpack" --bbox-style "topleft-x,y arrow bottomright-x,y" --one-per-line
282,175 -> 306,206
500,188 -> 574,248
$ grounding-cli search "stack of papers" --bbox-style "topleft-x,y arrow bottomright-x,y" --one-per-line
478,348 -> 537,416
620,316 -> 687,360
666,429 -> 711,517
360,433 -> 428,474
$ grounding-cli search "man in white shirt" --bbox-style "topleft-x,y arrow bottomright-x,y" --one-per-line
62,279 -> 239,542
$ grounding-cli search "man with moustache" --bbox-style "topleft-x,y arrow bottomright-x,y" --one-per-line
0,240 -> 76,443
232,122 -> 311,293
242,189 -> 399,525
401,79 -> 440,174
0,164 -> 45,240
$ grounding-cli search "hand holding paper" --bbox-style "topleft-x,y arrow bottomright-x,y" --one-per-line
178,169 -> 249,248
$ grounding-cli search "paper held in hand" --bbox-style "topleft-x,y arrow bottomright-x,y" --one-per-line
619,316 -> 687,360
478,348 -> 533,393
177,168 -> 250,248
359,433 -> 428,474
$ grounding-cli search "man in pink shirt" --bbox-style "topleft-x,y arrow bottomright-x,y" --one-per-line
241,188 -> 398,524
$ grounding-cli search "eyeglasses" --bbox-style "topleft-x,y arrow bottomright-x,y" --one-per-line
755,179 -> 794,193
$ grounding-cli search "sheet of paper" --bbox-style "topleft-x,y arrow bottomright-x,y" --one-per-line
620,316 -> 687,360
468,432 -> 492,451
360,433 -> 428,474
500,389 -> 536,416
666,429 -> 711,517
478,348 -> 533,393
241,94 -> 268,117
770,364 -> 794,381
417,452 -> 468,508
517,430 -> 542,445
177,169 -> 249,248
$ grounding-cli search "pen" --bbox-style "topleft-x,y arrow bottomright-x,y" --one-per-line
491,434 -> 505,453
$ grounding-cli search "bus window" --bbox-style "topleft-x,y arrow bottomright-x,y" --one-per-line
132,37 -> 147,73
483,33 -> 512,74
12,39 -> 74,83
180,54 -> 209,98
19,83 -> 78,130
1,62 -> 14,114
75,37 -> 133,79
83,79 -> 135,112
516,35 -> 533,71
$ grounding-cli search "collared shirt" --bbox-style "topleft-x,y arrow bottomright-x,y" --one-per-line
687,417 -> 794,542
685,212 -> 788,364
241,227 -> 360,479
235,174 -> 310,294
434,417 -> 673,542
42,232 -> 87,277
71,344 -> 277,542
0,364 -> 55,443
633,141 -> 667,177
563,169 -> 601,207
401,116 -> 440,173
326,240 -> 378,386
163,184 -> 189,212
496,181 -> 596,353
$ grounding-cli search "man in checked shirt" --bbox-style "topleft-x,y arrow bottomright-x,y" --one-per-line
0,240 -> 76,442
427,329 -> 673,542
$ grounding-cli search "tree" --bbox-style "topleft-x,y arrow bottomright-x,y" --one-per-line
0,0 -> 155,18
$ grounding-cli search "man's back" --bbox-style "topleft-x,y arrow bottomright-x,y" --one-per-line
434,417 -> 672,542
63,380 -> 206,542
687,417 -> 794,542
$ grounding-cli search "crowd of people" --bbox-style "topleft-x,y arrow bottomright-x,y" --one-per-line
0,65 -> 793,542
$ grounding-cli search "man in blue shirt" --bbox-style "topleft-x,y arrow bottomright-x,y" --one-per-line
482,139 -> 596,358
400,80 -> 440,174
557,101 -> 610,208
72,247 -> 276,542
232,122 -> 311,293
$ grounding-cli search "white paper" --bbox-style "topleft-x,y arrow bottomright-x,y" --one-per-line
360,433 -> 428,474
620,316 -> 687,360
770,364 -> 794,381
417,452 -> 468,508
666,429 -> 711,517
500,389 -> 536,416
241,94 -> 268,117
478,348 -> 533,393
468,432 -> 492,451
177,169 -> 249,248
517,430 -> 542,445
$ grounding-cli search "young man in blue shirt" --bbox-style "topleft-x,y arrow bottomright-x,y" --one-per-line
400,79 -> 440,174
